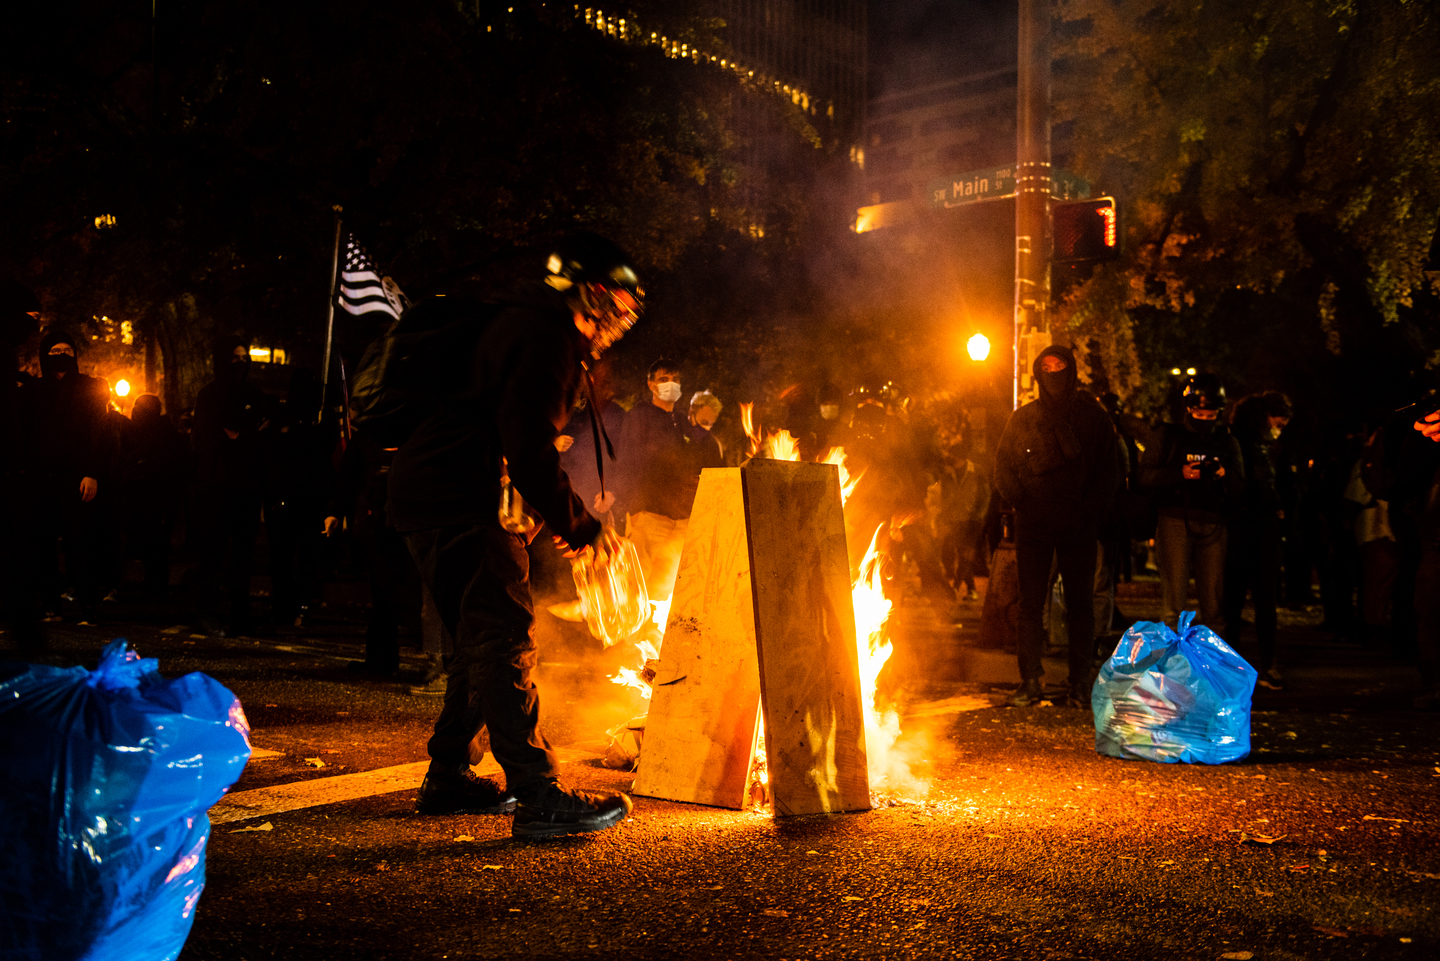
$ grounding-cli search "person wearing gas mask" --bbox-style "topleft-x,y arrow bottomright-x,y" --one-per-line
191,336 -> 271,636
18,328 -> 111,625
993,344 -> 1121,707
616,358 -> 695,604
387,231 -> 635,839
1140,373 -> 1245,634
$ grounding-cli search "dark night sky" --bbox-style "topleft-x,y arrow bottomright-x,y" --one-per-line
868,0 -> 1018,98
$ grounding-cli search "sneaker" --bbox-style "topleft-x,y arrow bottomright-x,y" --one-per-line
1062,685 -> 1090,710
1005,678 -> 1045,707
415,771 -> 516,815
1258,667 -> 1285,691
512,782 -> 632,840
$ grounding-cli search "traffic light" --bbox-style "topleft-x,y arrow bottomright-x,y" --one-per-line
1052,197 -> 1120,264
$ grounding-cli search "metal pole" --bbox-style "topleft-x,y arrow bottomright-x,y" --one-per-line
320,205 -> 343,422
1014,0 -> 1052,409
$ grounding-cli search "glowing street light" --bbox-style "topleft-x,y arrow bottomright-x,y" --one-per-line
114,379 -> 131,397
967,332 -> 991,362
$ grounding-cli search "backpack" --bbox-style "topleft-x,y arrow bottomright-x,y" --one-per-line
348,294 -> 499,448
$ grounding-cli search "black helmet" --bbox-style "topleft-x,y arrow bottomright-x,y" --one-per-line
546,231 -> 643,357
546,231 -> 643,298
1182,373 -> 1225,410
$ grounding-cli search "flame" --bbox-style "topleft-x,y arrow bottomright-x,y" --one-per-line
610,636 -> 660,699
820,446 -> 863,506
851,527 -> 927,798
740,402 -> 762,458
650,596 -> 672,633
763,429 -> 801,461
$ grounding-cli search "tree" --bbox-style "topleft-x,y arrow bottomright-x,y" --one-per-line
1,0 -> 842,409
1052,0 -> 1440,417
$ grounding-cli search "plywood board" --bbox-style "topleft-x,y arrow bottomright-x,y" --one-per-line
632,469 -> 762,809
742,460 -> 871,815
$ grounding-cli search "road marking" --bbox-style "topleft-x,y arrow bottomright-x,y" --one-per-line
210,748 -> 595,824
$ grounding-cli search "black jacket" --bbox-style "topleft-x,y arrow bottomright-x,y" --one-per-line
993,345 -> 1121,536
386,283 -> 601,550
616,400 -> 695,520
1139,420 -> 1245,523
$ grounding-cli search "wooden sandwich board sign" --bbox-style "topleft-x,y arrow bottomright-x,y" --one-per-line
633,460 -> 871,815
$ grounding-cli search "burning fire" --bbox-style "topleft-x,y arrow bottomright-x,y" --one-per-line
608,597 -> 670,699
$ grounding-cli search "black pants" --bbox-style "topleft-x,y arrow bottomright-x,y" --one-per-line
267,499 -> 324,622
126,488 -> 174,595
193,491 -> 261,623
25,478 -> 101,614
1224,515 -> 1281,670
1015,521 -> 1097,687
406,522 -> 559,792
356,511 -> 418,670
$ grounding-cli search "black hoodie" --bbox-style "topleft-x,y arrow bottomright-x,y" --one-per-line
20,328 -> 109,483
386,282 -> 601,550
992,344 -> 1121,536
192,336 -> 270,492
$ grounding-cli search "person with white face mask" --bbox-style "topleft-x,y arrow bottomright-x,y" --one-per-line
616,359 -> 695,604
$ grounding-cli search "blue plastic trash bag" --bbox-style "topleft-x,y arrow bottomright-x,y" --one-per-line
1093,611 -> 1257,764
0,639 -> 251,960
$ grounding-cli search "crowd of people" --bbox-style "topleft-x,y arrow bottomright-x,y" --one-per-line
5,233 -> 1440,836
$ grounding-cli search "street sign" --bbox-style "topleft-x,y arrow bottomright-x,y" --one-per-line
926,166 -> 1014,208
925,166 -> 1091,208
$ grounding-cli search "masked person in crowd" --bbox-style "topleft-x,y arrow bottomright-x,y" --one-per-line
18,328 -> 111,625
264,368 -> 333,628
122,393 -> 186,599
687,389 -> 725,468
616,359 -> 696,604
1224,392 -> 1292,690
993,345 -> 1121,707
192,337 -> 270,636
0,280 -> 41,649
386,231 -> 636,839
1140,373 -> 1245,633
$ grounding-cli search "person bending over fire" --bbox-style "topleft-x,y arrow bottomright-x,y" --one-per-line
387,232 -> 640,839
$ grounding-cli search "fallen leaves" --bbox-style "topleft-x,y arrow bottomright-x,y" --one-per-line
229,821 -> 274,834
454,835 -> 475,842
1219,952 -> 1254,960
1361,815 -> 1408,823
303,757 -> 326,768
1238,833 -> 1287,845
762,909 -> 790,918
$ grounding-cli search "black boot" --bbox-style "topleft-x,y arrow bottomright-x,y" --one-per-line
1005,677 -> 1045,707
511,780 -> 632,840
415,769 -> 516,815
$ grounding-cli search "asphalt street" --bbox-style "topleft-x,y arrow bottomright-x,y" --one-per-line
7,582 -> 1438,961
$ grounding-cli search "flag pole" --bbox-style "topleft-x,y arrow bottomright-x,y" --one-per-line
320,204 -> 343,424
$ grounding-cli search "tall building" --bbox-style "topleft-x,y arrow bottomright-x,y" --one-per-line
864,67 -> 1017,206
711,0 -> 868,148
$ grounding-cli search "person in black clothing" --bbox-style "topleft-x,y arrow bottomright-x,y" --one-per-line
687,390 -> 725,468
1224,392 -> 1291,689
18,328 -> 111,624
387,231 -> 636,839
0,280 -> 41,650
122,393 -> 186,598
616,358 -> 695,604
191,336 -> 270,636
265,369 -> 333,627
1403,401 -> 1440,709
993,344 -> 1122,707
556,363 -> 626,522
331,427 -> 419,676
1140,374 -> 1245,633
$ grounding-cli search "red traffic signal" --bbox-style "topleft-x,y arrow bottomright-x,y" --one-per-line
1053,197 -> 1120,264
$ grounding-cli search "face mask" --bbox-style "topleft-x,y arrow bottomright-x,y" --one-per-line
1186,410 -> 1218,433
655,382 -> 682,404
820,405 -> 839,421
1038,369 -> 1070,401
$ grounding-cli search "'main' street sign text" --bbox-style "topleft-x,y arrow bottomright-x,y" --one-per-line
926,167 -> 1091,208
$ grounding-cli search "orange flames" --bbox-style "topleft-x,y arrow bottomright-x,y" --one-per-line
608,597 -> 670,699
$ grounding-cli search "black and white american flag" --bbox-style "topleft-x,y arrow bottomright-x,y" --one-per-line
338,234 -> 408,320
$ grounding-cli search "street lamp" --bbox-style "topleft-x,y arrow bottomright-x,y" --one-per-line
114,379 -> 131,397
967,332 -> 991,362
